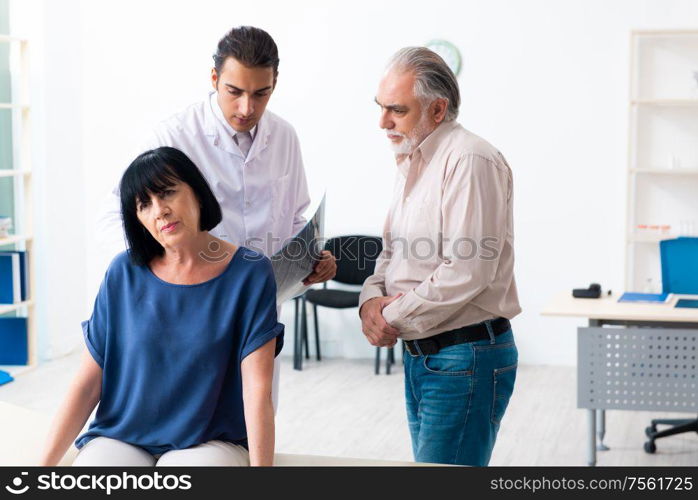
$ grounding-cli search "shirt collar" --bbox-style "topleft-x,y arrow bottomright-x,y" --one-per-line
414,120 -> 460,164
209,91 -> 257,140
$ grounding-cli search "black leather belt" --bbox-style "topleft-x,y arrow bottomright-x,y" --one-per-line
404,317 -> 511,356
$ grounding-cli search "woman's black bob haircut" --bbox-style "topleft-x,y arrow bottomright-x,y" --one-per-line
120,147 -> 222,266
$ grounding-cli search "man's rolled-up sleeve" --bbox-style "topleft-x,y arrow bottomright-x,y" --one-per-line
357,214 -> 393,314
357,247 -> 391,312
381,154 -> 511,335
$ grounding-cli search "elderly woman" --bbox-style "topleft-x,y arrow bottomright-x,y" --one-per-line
40,147 -> 283,466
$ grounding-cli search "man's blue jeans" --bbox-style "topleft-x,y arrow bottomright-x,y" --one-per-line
403,325 -> 517,466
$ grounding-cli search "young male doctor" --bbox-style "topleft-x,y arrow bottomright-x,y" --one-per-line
96,25 -> 336,406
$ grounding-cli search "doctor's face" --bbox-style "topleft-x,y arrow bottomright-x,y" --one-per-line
211,57 -> 275,133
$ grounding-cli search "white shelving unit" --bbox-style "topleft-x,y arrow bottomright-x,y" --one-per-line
631,99 -> 698,106
625,30 -> 698,292
0,34 -> 36,372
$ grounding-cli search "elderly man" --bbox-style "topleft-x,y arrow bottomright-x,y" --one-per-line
359,47 -> 521,466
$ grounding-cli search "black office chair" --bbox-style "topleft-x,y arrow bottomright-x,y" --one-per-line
375,339 -> 404,375
292,295 -> 311,371
295,235 -> 396,373
644,416 -> 698,454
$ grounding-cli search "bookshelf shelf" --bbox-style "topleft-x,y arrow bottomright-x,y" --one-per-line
627,233 -> 677,243
631,99 -> 698,106
625,29 -> 698,292
0,235 -> 33,247
0,35 -> 23,43
0,103 -> 29,110
0,300 -> 33,316
0,170 -> 30,178
629,168 -> 698,175
0,364 -> 34,377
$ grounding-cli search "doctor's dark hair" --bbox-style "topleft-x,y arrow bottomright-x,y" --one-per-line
120,147 -> 222,267
213,26 -> 279,82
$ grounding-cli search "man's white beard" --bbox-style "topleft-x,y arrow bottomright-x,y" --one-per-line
389,133 -> 413,154
388,115 -> 432,155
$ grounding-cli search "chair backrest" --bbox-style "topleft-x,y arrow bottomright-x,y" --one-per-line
660,237 -> 698,294
324,235 -> 383,285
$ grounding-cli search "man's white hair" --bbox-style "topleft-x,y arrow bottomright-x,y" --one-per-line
386,47 -> 460,122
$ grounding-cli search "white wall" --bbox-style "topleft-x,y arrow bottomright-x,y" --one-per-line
9,0 -> 86,360
12,0 -> 698,365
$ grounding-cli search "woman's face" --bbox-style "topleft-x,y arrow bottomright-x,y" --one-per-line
136,180 -> 201,249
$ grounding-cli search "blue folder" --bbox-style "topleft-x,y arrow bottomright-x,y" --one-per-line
0,251 -> 28,301
0,370 -> 13,386
0,253 -> 20,304
618,292 -> 669,303
0,317 -> 28,365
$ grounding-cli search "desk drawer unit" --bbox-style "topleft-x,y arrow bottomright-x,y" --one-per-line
578,327 -> 698,412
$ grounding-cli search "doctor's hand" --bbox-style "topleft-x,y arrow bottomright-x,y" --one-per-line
359,294 -> 402,347
303,250 -> 337,285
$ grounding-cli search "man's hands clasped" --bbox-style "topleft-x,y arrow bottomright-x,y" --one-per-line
359,294 -> 402,347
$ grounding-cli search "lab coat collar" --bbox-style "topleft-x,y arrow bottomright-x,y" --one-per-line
205,91 -> 270,161
245,114 -> 269,163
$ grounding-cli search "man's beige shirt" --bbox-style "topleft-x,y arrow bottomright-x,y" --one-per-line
359,120 -> 521,341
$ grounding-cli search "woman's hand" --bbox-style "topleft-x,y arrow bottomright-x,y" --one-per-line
39,348 -> 102,466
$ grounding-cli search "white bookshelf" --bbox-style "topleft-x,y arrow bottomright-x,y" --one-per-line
0,300 -> 33,316
0,170 -> 30,178
627,233 -> 677,244
629,168 -> 698,175
0,34 -> 35,373
625,30 -> 698,292
631,99 -> 698,106
0,103 -> 28,110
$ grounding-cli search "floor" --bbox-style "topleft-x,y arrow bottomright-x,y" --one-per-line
1,350 -> 696,465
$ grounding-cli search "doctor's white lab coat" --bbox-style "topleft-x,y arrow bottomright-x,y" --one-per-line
96,91 -> 311,260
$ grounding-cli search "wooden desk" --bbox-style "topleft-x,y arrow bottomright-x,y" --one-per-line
542,292 -> 698,466
543,291 -> 698,324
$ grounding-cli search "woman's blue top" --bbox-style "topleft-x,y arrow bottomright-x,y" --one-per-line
75,247 -> 284,454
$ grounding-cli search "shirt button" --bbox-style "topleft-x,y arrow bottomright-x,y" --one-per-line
245,201 -> 251,207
